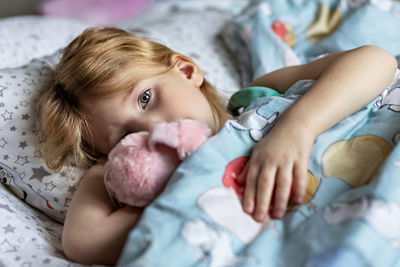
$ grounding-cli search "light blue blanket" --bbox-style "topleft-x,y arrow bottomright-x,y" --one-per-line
118,0 -> 400,266
222,0 -> 400,86
118,72 -> 400,266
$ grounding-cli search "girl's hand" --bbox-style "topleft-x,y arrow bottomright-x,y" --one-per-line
237,119 -> 315,222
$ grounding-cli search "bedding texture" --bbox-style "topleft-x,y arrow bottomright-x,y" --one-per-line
0,17 -> 91,267
119,73 -> 400,267
0,16 -> 88,69
222,0 -> 400,86
0,181 -> 70,266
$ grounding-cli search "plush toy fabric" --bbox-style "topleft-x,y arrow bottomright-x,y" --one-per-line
104,120 -> 213,207
40,0 -> 150,25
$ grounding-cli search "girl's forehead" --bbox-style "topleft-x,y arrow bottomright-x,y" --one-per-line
103,71 -> 160,96
111,64 -> 170,85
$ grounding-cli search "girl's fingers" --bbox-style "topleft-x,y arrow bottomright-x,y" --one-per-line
236,163 -> 249,185
292,161 -> 308,204
272,165 -> 292,219
242,164 -> 259,214
241,154 -> 309,222
254,167 -> 276,222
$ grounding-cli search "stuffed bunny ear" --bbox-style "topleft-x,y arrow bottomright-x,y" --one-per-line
148,122 -> 180,150
177,119 -> 212,160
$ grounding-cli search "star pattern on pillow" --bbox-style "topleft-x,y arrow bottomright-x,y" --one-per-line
0,53 -> 84,223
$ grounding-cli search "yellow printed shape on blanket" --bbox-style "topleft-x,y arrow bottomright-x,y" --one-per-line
306,3 -> 342,43
305,171 -> 320,203
322,135 -> 392,187
288,171 -> 319,212
283,22 -> 296,48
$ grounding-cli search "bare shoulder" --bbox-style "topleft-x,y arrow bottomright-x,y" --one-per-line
69,161 -> 114,216
79,161 -> 107,194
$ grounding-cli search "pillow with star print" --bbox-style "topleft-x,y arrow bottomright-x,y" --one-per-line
0,51 -> 84,223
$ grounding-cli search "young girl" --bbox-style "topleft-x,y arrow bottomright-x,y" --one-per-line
36,27 -> 397,265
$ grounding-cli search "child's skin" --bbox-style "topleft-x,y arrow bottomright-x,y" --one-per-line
62,45 -> 397,265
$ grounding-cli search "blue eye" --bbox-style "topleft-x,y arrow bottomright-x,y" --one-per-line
139,89 -> 151,109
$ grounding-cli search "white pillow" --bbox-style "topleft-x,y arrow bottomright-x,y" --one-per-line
0,182 -> 71,266
0,51 -> 85,223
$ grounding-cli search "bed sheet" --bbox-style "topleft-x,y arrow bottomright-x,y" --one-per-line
0,16 -> 89,69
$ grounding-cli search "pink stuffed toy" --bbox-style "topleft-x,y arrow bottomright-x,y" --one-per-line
40,0 -> 150,26
104,119 -> 212,207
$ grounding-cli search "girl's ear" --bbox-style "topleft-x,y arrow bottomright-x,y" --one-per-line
171,54 -> 204,88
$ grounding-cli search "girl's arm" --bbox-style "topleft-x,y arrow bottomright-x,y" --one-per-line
237,45 -> 398,222
62,160 -> 142,265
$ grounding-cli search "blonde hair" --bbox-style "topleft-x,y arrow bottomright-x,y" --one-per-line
36,27 -> 231,171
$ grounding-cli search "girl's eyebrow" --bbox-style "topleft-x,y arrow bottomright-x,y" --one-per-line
131,78 -> 154,92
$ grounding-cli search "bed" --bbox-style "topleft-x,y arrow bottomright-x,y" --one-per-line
1,0 -> 400,266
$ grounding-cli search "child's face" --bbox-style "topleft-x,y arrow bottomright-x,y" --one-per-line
84,67 -> 216,155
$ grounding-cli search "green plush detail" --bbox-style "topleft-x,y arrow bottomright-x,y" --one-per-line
228,86 -> 283,115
